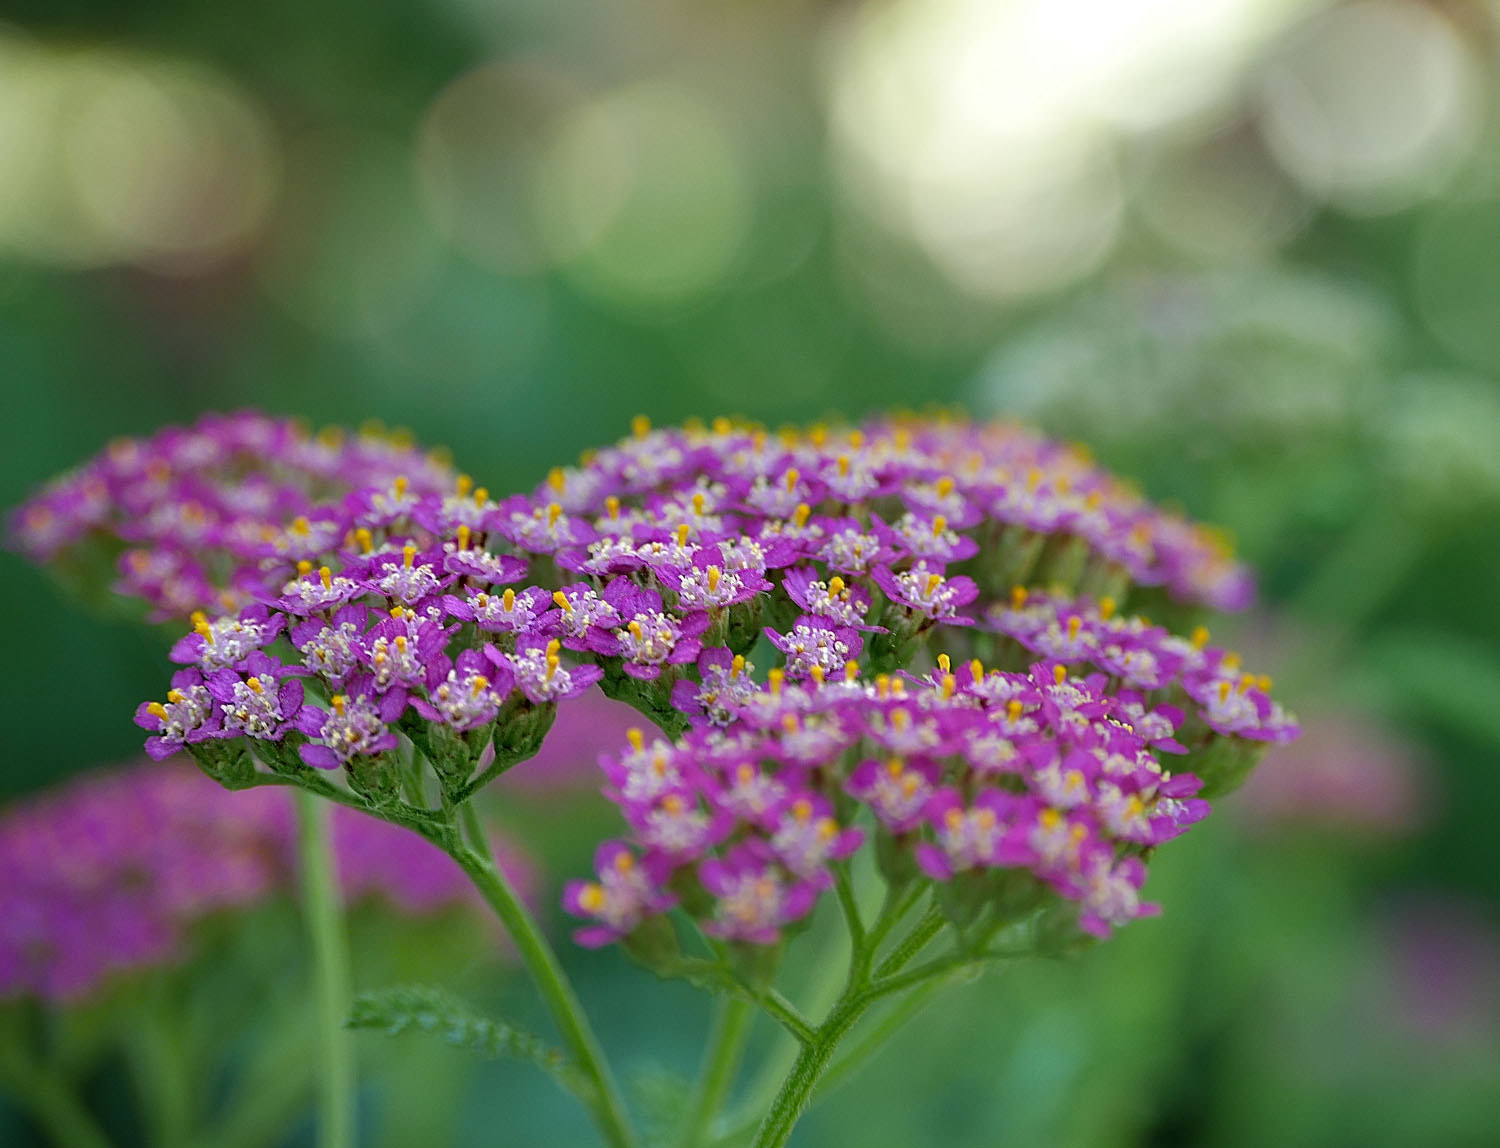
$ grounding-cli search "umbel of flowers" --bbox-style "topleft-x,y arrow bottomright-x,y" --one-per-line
13,412 -> 1298,1148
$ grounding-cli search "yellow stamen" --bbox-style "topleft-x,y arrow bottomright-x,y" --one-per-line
579,884 -> 604,912
676,523 -> 691,548
456,524 -> 470,550
1191,626 -> 1210,650
924,573 -> 943,595
828,575 -> 845,596
1011,585 -> 1028,609
614,852 -> 635,872
886,758 -> 904,778
319,565 -> 333,590
849,429 -> 864,449
291,516 -> 310,535
632,414 -> 651,439
891,708 -> 910,730
713,416 -> 732,435
628,620 -> 643,640
1054,664 -> 1067,685
844,660 -> 859,683
605,496 -> 621,520
547,502 -> 563,527
471,675 -> 489,696
782,713 -> 800,734
401,545 -> 416,569
1218,680 -> 1231,703
354,527 -> 373,553
147,702 -> 168,720
1007,700 -> 1023,721
553,590 -> 573,612
166,689 -> 185,704
731,654 -> 745,680
809,665 -> 825,686
473,487 -> 488,506
932,515 -> 947,536
941,673 -> 956,699
792,503 -> 811,528
548,467 -> 566,493
937,653 -> 951,674
783,468 -> 800,492
837,454 -> 850,477
502,587 -> 516,610
331,695 -> 346,716
970,658 -> 983,683
1068,616 -> 1082,640
935,476 -> 955,497
792,798 -> 812,821
707,566 -> 721,592
456,474 -> 473,498
1099,596 -> 1116,621
875,674 -> 890,699
768,668 -> 784,696
692,492 -> 706,515
297,560 -> 313,577
390,605 -> 406,619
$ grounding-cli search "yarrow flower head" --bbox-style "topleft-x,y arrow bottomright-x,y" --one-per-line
11,410 -> 1301,1148
7,412 -> 454,619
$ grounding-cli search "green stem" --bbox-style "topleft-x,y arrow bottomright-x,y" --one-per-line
460,801 -> 494,864
832,867 -> 865,949
742,894 -> 959,1148
294,790 -> 357,1148
813,978 -> 946,1097
866,948 -> 1023,1002
677,997 -> 754,1148
873,907 -> 945,979
449,846 -> 636,1148
748,992 -> 870,1148
128,986 -> 193,1148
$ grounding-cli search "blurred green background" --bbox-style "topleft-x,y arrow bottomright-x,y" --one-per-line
3,0 -> 1500,1144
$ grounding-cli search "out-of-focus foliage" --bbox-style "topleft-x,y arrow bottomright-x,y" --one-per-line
3,0 -> 1499,1144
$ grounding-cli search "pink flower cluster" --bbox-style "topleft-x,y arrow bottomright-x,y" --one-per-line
564,656 -> 1211,948
0,761 -> 531,1002
7,411 -> 453,619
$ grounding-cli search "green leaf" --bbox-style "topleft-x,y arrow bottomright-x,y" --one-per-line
346,985 -> 590,1099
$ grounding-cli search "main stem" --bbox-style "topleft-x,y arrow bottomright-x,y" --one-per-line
748,993 -> 868,1148
294,790 -> 356,1148
677,997 -> 754,1148
449,846 -> 636,1148
746,896 -> 950,1148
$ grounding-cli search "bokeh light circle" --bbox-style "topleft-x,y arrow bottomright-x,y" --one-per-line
532,82 -> 751,310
